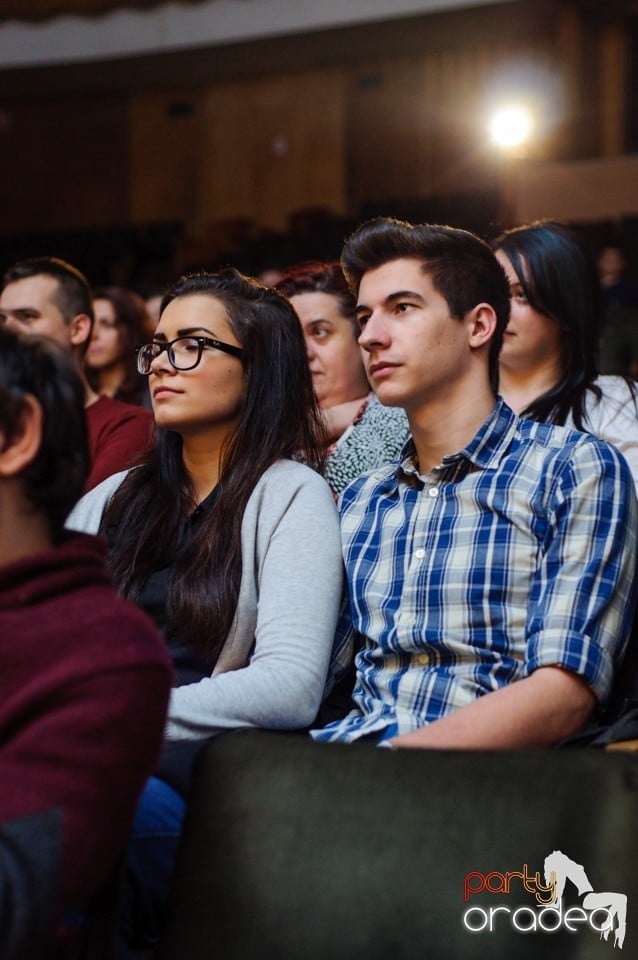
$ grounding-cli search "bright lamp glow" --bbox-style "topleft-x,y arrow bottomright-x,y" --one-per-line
489,105 -> 533,148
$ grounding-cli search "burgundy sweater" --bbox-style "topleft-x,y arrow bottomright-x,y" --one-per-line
0,532 -> 172,915
85,395 -> 153,491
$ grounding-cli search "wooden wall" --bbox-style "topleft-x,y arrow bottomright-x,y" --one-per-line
0,51 -> 501,236
194,68 -> 347,231
128,92 -> 202,225
0,95 -> 129,234
0,67 -> 347,237
0,0 -> 633,241
347,47 -> 499,212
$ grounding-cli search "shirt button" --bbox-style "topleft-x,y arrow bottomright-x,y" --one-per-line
416,654 -> 429,665
415,548 -> 425,559
428,486 -> 439,498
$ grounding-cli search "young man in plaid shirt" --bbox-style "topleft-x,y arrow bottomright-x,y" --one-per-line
314,217 -> 637,749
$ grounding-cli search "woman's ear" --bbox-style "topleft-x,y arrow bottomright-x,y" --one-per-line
0,395 -> 43,477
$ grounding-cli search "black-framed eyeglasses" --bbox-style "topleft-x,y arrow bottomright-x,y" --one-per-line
135,336 -> 243,375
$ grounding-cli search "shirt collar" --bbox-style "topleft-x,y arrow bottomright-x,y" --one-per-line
396,396 -> 519,486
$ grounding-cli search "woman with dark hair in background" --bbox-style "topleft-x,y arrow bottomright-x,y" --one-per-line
69,268 -> 343,950
85,286 -> 155,406
276,261 -> 408,496
494,220 -> 638,490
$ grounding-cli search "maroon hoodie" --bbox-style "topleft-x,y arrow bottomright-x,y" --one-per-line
0,531 -> 172,915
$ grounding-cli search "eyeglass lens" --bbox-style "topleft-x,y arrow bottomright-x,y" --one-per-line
137,337 -> 203,374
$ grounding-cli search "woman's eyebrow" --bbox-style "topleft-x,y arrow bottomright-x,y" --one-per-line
177,327 -> 216,336
153,327 -> 216,341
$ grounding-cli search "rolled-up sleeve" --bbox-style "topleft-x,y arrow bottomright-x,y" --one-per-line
525,436 -> 638,705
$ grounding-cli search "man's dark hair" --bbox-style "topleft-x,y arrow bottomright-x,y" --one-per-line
2,257 -> 94,325
0,326 -> 89,540
341,217 -> 510,386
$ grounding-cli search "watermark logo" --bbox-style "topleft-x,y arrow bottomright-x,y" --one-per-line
462,850 -> 627,949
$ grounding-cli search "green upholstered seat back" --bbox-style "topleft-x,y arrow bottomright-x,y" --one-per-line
158,730 -> 638,960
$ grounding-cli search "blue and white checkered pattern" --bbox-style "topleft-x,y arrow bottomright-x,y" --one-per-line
313,399 -> 638,743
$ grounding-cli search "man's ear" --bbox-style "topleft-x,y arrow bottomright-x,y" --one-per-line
69,313 -> 92,350
467,303 -> 497,350
0,395 -> 43,477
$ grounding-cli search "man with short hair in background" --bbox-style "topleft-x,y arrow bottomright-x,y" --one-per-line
0,256 -> 153,489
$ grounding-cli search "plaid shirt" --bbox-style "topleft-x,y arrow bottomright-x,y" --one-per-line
313,399 -> 638,744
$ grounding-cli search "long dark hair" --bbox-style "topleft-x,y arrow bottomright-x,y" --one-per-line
87,286 -> 155,404
493,221 -> 606,429
103,268 -> 326,660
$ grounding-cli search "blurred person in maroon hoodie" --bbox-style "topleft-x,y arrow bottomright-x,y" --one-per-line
0,325 -> 171,954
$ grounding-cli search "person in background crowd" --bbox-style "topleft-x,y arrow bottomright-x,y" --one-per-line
86,286 -> 155,407
0,325 -> 171,954
258,265 -> 285,288
68,268 -> 343,952
596,243 -> 638,377
276,261 -> 408,496
598,243 -> 638,312
144,291 -> 163,328
494,221 -> 638,491
0,257 -> 153,490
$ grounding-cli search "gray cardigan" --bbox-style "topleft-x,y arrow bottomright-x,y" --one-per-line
67,460 -> 343,741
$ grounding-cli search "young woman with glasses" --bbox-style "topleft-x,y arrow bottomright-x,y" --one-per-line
68,268 -> 343,950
